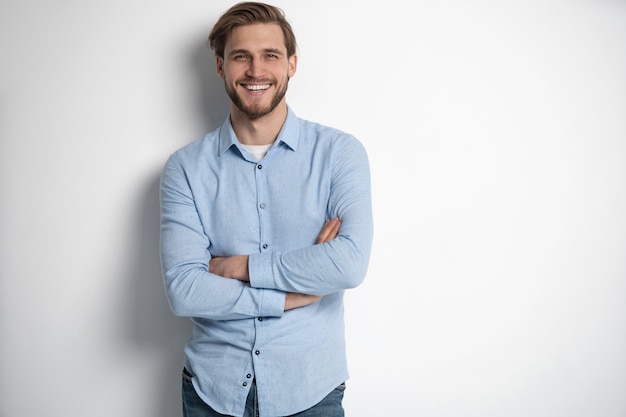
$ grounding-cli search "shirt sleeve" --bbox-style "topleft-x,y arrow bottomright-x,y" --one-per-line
248,135 -> 374,295
160,154 -> 286,320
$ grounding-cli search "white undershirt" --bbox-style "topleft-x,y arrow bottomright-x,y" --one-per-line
241,143 -> 272,161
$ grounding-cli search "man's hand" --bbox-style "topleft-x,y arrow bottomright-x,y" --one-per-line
208,255 -> 249,282
315,217 -> 341,244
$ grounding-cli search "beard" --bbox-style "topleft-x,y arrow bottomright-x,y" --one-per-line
225,77 -> 288,120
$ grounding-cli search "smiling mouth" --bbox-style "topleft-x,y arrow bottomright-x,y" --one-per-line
243,84 -> 271,92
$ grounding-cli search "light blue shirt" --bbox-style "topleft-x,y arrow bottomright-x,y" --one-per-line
160,107 -> 373,417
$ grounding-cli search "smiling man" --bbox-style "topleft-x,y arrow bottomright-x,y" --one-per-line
159,2 -> 373,417
220,23 -> 294,122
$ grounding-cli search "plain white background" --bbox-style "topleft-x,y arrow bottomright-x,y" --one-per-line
1,1 -> 625,416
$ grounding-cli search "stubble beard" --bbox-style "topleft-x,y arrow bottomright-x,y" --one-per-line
225,78 -> 288,120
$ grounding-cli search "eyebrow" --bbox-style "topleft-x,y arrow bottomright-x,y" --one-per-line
228,48 -> 284,56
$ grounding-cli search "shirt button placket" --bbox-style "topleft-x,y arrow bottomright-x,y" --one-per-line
242,372 -> 253,388
253,161 -> 267,382
255,161 -> 270,253
259,202 -> 268,251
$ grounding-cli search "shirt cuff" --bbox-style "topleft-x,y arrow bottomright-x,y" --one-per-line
248,252 -> 275,289
250,252 -> 285,317
259,288 -> 285,318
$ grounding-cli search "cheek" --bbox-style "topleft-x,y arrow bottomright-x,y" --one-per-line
221,62 -> 239,79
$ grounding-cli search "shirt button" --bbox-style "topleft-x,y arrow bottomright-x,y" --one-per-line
247,374 -> 252,379
258,317 -> 263,321
262,244 -> 268,249
259,203 -> 265,209
257,164 -> 262,169
255,350 -> 260,355
243,382 -> 248,387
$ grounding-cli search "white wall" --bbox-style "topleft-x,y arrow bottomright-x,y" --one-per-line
1,1 -> 624,416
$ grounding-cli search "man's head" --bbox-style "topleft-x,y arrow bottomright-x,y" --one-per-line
208,2 -> 297,59
208,2 -> 298,121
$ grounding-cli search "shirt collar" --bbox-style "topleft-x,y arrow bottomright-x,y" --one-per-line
218,106 -> 300,155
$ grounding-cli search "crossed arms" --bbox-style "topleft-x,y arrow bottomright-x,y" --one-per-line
160,135 -> 373,321
209,217 -> 342,311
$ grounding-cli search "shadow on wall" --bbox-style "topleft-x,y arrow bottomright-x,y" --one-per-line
128,174 -> 192,417
125,36 -> 229,417
192,26 -> 230,135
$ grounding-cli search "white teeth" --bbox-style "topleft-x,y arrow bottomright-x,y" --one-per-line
245,84 -> 270,91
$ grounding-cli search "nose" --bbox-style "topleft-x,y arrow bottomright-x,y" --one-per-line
245,57 -> 265,79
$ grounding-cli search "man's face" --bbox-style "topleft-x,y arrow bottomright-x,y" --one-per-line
217,23 -> 297,120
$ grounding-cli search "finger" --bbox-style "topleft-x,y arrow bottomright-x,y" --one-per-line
317,217 -> 341,244
328,218 -> 341,239
315,218 -> 334,244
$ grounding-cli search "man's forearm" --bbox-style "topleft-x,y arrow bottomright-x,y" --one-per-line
284,293 -> 321,310
208,255 -> 249,281
208,218 -> 341,310
208,257 -> 321,311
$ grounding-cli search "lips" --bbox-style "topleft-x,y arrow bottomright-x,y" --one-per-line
243,84 -> 271,92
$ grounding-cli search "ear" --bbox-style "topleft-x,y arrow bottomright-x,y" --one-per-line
288,54 -> 297,78
216,56 -> 225,79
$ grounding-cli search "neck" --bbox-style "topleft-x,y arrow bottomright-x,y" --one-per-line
230,102 -> 288,146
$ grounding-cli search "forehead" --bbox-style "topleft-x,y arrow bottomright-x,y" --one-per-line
225,23 -> 287,53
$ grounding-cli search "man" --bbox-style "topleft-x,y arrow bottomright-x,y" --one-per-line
160,2 -> 373,416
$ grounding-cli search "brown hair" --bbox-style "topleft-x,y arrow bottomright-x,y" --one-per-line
208,2 -> 297,58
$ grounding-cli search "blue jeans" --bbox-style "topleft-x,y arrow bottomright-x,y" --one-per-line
182,370 -> 345,417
